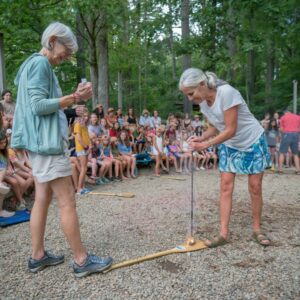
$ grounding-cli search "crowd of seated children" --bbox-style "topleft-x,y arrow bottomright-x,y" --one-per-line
64,108 -> 223,195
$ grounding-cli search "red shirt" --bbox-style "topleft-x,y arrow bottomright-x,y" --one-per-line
109,128 -> 118,138
280,113 -> 300,133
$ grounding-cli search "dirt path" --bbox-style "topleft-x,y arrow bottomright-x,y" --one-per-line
0,168 -> 299,299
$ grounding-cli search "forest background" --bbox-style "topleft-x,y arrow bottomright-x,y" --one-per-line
0,0 -> 299,119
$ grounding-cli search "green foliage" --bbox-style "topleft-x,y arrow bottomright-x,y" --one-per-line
0,0 -> 299,118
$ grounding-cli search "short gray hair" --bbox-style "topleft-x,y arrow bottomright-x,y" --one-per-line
179,68 -> 218,89
41,22 -> 78,53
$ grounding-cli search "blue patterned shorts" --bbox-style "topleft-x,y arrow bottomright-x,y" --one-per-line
218,134 -> 271,174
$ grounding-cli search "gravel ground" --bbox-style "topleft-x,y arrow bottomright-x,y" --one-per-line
0,167 -> 299,299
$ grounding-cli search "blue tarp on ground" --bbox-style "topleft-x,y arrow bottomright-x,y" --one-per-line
136,152 -> 153,166
0,209 -> 30,227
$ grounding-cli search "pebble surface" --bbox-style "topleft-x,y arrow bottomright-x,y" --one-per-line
0,168 -> 299,299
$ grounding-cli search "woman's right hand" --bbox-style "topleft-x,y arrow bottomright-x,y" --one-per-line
76,82 -> 93,101
187,135 -> 202,143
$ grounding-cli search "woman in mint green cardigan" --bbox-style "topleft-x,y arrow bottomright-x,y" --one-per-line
12,22 -> 113,277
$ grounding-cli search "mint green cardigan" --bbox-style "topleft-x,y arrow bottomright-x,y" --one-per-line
11,53 -> 64,155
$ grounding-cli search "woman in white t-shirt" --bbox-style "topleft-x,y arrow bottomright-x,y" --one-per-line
179,68 -> 271,248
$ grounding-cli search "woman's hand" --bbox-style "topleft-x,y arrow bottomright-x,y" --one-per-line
76,82 -> 93,101
189,141 -> 209,152
187,135 -> 202,143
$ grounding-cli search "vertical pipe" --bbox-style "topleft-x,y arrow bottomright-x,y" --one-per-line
0,33 -> 5,92
293,80 -> 298,114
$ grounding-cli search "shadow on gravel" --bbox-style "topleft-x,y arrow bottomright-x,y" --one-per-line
157,259 -> 184,274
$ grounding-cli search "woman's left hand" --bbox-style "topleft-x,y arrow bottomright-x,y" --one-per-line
76,82 -> 93,101
189,141 -> 209,152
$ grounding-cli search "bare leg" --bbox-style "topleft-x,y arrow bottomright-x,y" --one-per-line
219,172 -> 235,239
293,154 -> 300,172
78,156 -> 88,190
4,176 -> 23,201
248,172 -> 269,245
131,156 -> 136,177
155,155 -> 160,176
31,178 -> 53,260
278,153 -> 285,171
71,163 -> 79,192
50,176 -> 87,264
90,158 -> 98,178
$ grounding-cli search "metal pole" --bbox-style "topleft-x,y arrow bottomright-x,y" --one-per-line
0,32 -> 5,92
190,154 -> 194,238
293,80 -> 298,114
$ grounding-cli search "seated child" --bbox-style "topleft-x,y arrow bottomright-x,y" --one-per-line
179,132 -> 192,173
117,131 -> 137,178
205,141 -> 218,169
135,126 -> 146,153
151,127 -> 169,176
101,135 -> 125,181
0,132 -> 26,211
167,139 -> 181,172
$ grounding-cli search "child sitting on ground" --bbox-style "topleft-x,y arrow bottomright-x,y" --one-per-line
88,113 -> 103,137
167,139 -> 181,172
0,131 -> 13,217
205,140 -> 218,169
109,122 -> 121,140
180,132 -> 192,173
135,126 -> 146,153
101,135 -> 125,181
117,131 -> 137,178
88,134 -> 111,184
0,131 -> 26,211
151,127 -> 169,176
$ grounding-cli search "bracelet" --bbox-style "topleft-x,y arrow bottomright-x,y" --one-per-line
208,141 -> 214,147
72,92 -> 81,104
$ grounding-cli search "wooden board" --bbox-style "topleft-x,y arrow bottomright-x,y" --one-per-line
103,239 -> 207,273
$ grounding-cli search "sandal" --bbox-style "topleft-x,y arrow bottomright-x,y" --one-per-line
205,235 -> 228,248
252,231 -> 270,246
295,171 -> 300,175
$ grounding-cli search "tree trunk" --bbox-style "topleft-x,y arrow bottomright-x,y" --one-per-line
90,40 -> 98,109
168,1 -> 176,81
118,71 -> 123,110
80,14 -> 99,108
265,39 -> 275,104
138,64 -> 142,116
207,0 -> 217,70
75,14 -> 86,84
226,3 -> 237,84
247,50 -> 255,107
181,0 -> 192,114
0,33 -> 6,92
98,11 -> 109,111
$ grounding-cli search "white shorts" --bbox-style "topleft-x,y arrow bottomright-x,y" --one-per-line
28,151 -> 72,183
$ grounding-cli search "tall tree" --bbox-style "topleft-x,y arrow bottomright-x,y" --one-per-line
181,0 -> 192,114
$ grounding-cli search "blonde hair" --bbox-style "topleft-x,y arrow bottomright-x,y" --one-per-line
41,22 -> 78,53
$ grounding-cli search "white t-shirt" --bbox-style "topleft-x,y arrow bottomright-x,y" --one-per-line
200,84 -> 263,150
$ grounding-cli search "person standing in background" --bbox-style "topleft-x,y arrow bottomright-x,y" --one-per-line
278,110 -> 300,174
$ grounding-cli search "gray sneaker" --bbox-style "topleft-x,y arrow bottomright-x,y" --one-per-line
73,254 -> 113,278
28,251 -> 65,273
